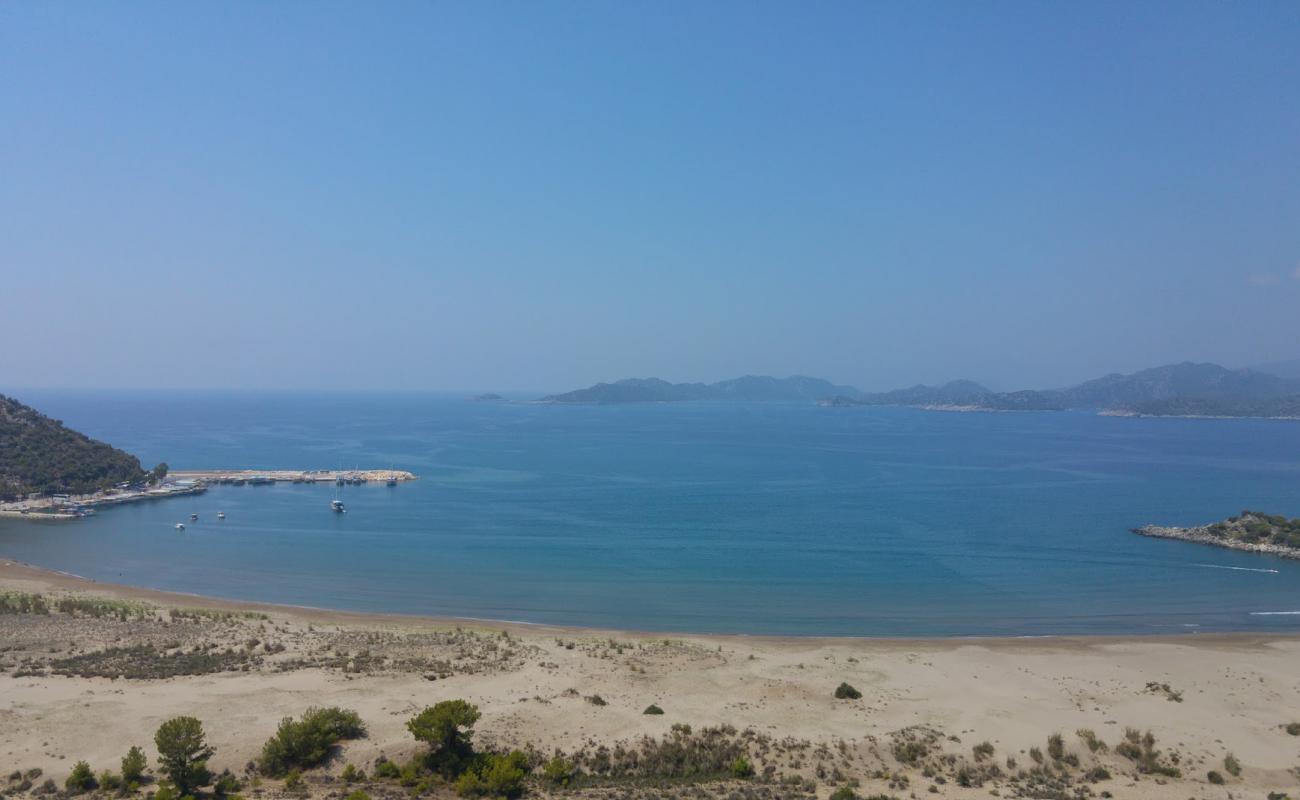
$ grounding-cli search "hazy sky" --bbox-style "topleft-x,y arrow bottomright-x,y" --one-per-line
2,2 -> 1298,393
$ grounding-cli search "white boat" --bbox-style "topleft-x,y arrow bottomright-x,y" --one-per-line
190,513 -> 198,521
175,523 -> 185,530
217,512 -> 226,520
330,499 -> 346,513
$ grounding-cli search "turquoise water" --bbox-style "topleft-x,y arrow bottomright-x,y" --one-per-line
2,390 -> 1299,636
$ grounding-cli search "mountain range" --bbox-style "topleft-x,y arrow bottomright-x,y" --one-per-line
543,362 -> 1300,418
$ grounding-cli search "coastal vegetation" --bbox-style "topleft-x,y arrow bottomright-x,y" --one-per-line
154,716 -> 214,794
0,394 -> 150,501
1134,511 -> 1300,558
258,707 -> 366,776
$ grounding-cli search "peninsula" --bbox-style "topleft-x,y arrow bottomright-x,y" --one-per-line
1133,511 -> 1300,560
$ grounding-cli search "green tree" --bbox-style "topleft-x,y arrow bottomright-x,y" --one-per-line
121,745 -> 148,783
258,707 -> 366,776
407,700 -> 480,777
454,751 -> 528,798
154,716 -> 213,794
152,462 -> 170,482
65,761 -> 96,793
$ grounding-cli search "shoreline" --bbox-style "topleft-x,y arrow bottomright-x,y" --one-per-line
3,556 -> 1297,647
6,556 -> 1300,798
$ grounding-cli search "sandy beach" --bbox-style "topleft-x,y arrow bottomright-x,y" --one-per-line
3,558 -> 1299,798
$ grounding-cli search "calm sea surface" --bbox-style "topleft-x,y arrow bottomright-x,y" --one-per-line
2,390 -> 1299,636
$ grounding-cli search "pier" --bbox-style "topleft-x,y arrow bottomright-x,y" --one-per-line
170,469 -> 417,484
0,469 -> 416,521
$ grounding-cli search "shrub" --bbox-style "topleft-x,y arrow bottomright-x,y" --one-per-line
213,770 -> 241,796
154,717 -> 214,794
373,759 -> 400,780
643,704 -> 664,715
122,746 -> 148,783
1207,770 -> 1224,784
1285,722 -> 1300,736
258,707 -> 366,776
65,762 -> 96,793
1085,766 -> 1111,782
1028,746 -> 1043,764
283,769 -> 303,792
408,700 -> 480,777
340,764 -> 364,783
730,755 -> 754,779
1076,728 -> 1106,753
586,694 -> 607,706
454,751 -> 528,799
345,792 -> 370,800
1047,732 -> 1065,761
834,682 -> 862,700
98,771 -> 123,792
542,757 -> 575,786
972,741 -> 994,761
830,787 -> 859,800
153,782 -> 178,800
1223,753 -> 1241,777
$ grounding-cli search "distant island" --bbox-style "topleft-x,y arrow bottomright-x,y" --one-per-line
830,362 -> 1300,416
0,394 -> 154,501
543,362 -> 1300,418
471,393 -> 504,402
541,375 -> 861,404
1134,511 -> 1300,560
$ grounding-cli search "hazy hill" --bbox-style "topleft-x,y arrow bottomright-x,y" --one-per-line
1059,362 -> 1298,407
0,394 -> 147,501
541,375 -> 860,404
835,362 -> 1300,416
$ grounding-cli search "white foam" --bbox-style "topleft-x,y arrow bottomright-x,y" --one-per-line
1249,611 -> 1300,616
1195,563 -> 1279,574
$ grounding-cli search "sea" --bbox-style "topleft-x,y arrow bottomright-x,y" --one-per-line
2,390 -> 1299,637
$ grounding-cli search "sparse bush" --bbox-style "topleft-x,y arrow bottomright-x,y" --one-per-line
586,694 -> 607,706
542,757 -> 575,786
972,741 -> 994,761
283,769 -> 303,791
65,762 -> 96,794
730,755 -> 754,779
835,682 -> 862,700
258,707 -> 366,776
1028,746 -> 1043,764
154,717 -> 213,794
830,787 -> 859,800
340,764 -> 364,783
153,782 -> 178,800
213,770 -> 240,796
373,759 -> 400,780
1285,722 -> 1300,736
1085,766 -> 1111,782
643,704 -> 664,715
345,791 -> 370,800
98,771 -> 123,792
122,746 -> 148,783
1207,770 -> 1225,784
453,751 -> 528,798
1223,753 -> 1241,777
1076,728 -> 1106,753
1047,732 -> 1065,760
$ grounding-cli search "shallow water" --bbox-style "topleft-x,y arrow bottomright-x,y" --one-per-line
3,390 -> 1299,636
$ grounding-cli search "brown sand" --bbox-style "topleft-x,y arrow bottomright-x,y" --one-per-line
2,558 -> 1298,797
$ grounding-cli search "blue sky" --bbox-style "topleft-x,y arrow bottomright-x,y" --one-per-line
2,2 -> 1298,392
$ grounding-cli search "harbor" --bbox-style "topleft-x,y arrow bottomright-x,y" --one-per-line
0,469 -> 416,521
